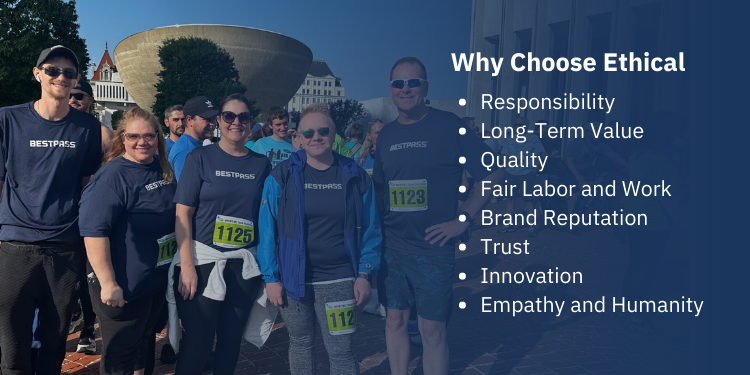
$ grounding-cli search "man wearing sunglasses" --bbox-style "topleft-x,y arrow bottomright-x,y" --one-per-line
69,80 -> 115,155
0,45 -> 102,374
251,106 -> 296,167
168,96 -> 218,181
373,57 -> 504,375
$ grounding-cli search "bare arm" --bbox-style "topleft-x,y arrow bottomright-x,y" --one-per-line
175,204 -> 198,300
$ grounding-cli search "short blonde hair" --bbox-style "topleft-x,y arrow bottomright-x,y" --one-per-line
300,103 -> 334,130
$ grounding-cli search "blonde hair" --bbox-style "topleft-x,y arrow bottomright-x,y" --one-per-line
300,102 -> 334,130
105,107 -> 175,182
358,118 -> 384,166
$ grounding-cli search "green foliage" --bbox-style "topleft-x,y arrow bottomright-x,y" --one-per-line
152,37 -> 256,125
327,99 -> 369,137
289,109 -> 300,126
0,0 -> 90,107
110,110 -> 124,130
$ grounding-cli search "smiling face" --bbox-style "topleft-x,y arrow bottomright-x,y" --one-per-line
218,100 -> 252,144
122,119 -> 157,164
390,62 -> 428,114
34,56 -> 79,101
298,112 -> 334,158
270,117 -> 289,141
69,88 -> 93,111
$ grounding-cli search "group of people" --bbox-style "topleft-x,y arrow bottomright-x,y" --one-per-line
0,45 -> 502,375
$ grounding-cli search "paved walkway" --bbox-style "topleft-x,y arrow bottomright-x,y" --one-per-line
60,201 -> 689,375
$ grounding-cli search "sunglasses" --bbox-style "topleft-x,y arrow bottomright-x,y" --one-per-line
220,111 -> 253,125
41,66 -> 78,80
390,78 -> 427,89
123,133 -> 157,142
70,93 -> 87,100
300,127 -> 331,139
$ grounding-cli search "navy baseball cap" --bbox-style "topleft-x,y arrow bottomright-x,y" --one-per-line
183,96 -> 219,119
36,45 -> 79,71
73,81 -> 94,98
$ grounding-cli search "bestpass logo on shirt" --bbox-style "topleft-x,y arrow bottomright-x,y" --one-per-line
389,141 -> 428,151
29,140 -> 76,148
145,180 -> 172,191
305,183 -> 343,190
215,170 -> 255,180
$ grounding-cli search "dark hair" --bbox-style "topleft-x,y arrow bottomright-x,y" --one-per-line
261,123 -> 273,137
221,93 -> 252,112
266,106 -> 289,124
390,57 -> 427,80
346,123 -> 364,141
164,105 -> 183,119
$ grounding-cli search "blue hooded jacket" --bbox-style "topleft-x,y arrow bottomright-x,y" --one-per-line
257,150 -> 381,302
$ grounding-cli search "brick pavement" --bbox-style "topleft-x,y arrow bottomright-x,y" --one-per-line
59,201 -> 689,375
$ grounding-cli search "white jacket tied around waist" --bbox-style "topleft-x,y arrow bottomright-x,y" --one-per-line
166,241 -> 279,352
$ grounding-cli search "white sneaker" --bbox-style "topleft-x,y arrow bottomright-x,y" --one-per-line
363,300 -> 386,317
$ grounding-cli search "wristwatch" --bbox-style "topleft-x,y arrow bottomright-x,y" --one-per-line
358,272 -> 371,281
459,210 -> 475,224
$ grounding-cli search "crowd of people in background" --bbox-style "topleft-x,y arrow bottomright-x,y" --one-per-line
0,43 -> 684,375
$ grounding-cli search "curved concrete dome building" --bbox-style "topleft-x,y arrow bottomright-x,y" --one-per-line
114,25 -> 313,112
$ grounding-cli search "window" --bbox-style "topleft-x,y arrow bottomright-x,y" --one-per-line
293,97 -> 296,103
337,91 -> 341,96
306,80 -> 310,85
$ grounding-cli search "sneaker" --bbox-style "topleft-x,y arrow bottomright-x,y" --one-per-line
363,303 -> 386,317
76,326 -> 96,354
409,333 -> 423,347
496,225 -> 515,233
527,226 -> 537,237
159,343 -> 178,364
68,306 -> 83,334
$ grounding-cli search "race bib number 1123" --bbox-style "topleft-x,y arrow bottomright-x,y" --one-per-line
389,179 -> 428,212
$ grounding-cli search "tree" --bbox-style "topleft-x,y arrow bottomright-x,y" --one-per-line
289,109 -> 300,126
152,37 -> 257,131
0,0 -> 91,107
327,99 -> 369,137
110,110 -> 124,130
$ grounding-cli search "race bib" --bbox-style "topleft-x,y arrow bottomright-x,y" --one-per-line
213,215 -> 254,249
389,179 -> 428,212
157,233 -> 177,267
325,299 -> 357,335
365,168 -> 373,177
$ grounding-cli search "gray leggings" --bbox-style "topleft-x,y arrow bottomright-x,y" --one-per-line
279,280 -> 358,375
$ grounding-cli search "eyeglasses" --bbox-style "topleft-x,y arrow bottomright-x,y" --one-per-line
300,127 -> 331,138
69,93 -> 86,100
41,66 -> 78,80
220,111 -> 252,125
123,133 -> 157,142
390,78 -> 427,89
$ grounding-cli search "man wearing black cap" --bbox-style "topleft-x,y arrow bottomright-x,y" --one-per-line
0,45 -> 102,374
70,80 -> 115,155
168,96 -> 218,181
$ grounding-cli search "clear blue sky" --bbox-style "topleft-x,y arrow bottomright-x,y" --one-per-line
76,0 -> 471,101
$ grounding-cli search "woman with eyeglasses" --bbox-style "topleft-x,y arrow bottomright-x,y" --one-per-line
79,107 -> 176,375
170,93 -> 271,375
258,102 -> 381,375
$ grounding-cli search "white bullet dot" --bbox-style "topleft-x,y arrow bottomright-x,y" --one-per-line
459,301 -> 466,309
459,157 -> 466,164
459,244 -> 466,251
459,99 -> 466,106
458,186 -> 466,193
458,215 -> 466,222
459,272 -> 466,280
459,127 -> 466,135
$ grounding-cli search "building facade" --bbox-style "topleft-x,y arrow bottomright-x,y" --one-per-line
89,43 -> 137,127
287,60 -> 345,112
467,0 -> 688,153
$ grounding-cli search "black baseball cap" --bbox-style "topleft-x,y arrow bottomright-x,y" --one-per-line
36,45 -> 79,71
183,96 -> 219,119
73,81 -> 94,98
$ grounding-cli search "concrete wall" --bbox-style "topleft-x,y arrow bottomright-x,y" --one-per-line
114,25 -> 313,112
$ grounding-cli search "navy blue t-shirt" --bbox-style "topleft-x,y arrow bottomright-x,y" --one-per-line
303,161 -> 351,282
0,102 -> 101,243
79,157 -> 176,301
174,144 -> 271,252
372,108 -> 495,255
